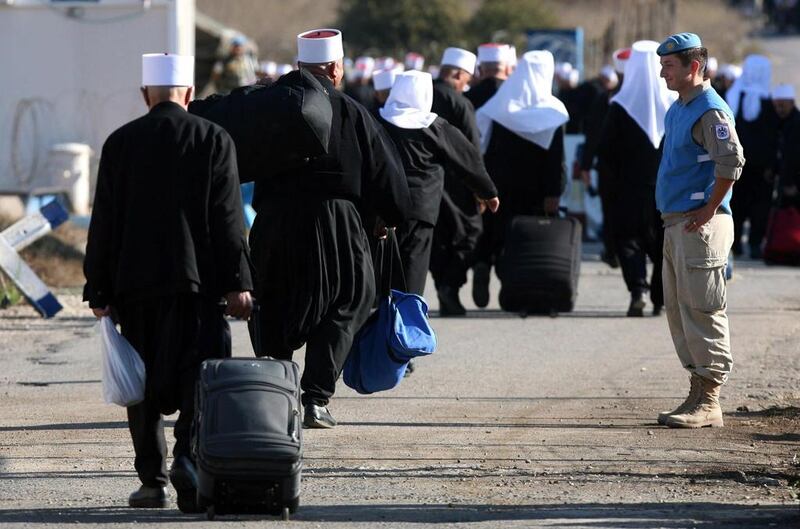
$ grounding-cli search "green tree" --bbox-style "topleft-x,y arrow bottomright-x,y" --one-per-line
467,0 -> 557,50
337,0 -> 469,59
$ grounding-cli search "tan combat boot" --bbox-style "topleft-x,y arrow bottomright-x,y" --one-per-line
657,373 -> 702,425
665,376 -> 724,428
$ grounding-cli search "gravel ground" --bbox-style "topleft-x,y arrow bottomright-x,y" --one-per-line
0,249 -> 798,528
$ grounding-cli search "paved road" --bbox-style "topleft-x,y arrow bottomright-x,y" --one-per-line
0,246 -> 798,528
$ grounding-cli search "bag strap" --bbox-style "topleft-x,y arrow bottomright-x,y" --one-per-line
375,229 -> 408,297
388,229 -> 408,293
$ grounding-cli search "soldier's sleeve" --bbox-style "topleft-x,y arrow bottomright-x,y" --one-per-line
692,109 -> 746,181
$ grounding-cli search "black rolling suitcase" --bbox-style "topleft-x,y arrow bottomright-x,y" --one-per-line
193,357 -> 302,520
497,215 -> 582,314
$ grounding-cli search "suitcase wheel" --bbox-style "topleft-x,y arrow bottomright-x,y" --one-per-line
281,507 -> 290,521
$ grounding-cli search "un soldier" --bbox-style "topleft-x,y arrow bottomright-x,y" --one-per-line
655,33 -> 745,428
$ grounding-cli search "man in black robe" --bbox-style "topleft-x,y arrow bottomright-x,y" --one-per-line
430,47 -> 483,315
476,50 -> 568,265
596,44 -> 670,316
248,29 -> 411,429
579,66 -> 622,269
83,53 -> 253,512
345,56 -> 377,113
774,86 -> 800,208
726,55 -> 779,258
378,70 -> 499,295
466,43 -> 512,307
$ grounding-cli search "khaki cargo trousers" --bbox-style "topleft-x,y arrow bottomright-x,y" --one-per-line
662,212 -> 734,385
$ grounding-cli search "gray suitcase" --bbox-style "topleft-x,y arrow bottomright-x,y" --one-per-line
193,357 -> 302,520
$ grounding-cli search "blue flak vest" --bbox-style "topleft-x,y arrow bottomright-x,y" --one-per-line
656,87 -> 736,214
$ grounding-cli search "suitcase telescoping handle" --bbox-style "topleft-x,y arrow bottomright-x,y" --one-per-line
218,299 -> 263,357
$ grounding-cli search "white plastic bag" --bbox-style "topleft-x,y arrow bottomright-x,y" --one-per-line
98,316 -> 146,407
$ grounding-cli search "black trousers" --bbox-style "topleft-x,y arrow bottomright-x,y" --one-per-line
249,199 -> 375,408
394,220 -> 435,295
118,294 -> 231,488
612,196 -> 664,307
731,165 -> 773,255
598,169 -> 618,260
430,192 -> 482,290
473,210 -> 495,268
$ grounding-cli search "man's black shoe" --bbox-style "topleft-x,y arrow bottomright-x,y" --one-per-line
627,295 -> 646,317
472,263 -> 491,308
437,286 -> 466,316
404,359 -> 416,378
600,250 -> 620,269
128,485 -> 169,508
169,456 -> 202,514
303,404 -> 337,429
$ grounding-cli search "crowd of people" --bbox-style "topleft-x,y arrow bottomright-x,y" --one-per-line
82,25 -> 798,512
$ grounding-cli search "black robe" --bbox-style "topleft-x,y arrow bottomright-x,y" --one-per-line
578,81 -> 618,262
779,108 -> 800,207
483,121 -> 566,259
83,101 -> 252,308
430,79 -> 486,289
83,102 -> 250,482
379,116 -> 498,294
345,82 -> 377,114
465,77 -> 504,111
466,76 -> 504,267
731,99 -> 781,254
248,74 -> 411,406
597,103 -> 664,305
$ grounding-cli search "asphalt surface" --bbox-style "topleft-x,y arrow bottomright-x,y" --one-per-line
0,244 -> 798,528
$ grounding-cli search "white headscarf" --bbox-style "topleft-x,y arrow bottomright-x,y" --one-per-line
726,54 -> 771,122
476,50 -> 569,151
379,71 -> 438,129
610,40 -> 676,148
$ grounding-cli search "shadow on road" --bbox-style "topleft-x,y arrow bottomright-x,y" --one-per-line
0,502 -> 796,526
729,406 -> 800,419
0,420 -> 174,432
431,309 -> 631,319
338,420 -> 638,429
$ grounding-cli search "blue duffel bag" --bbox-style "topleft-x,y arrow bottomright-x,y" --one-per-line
343,231 -> 436,394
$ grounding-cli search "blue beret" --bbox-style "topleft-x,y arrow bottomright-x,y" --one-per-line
657,33 -> 702,56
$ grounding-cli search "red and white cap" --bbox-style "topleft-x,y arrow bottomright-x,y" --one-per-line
613,47 -> 632,74
405,52 -> 425,71
375,57 -> 397,72
142,53 -> 194,86
477,43 -> 511,64
354,56 -> 376,79
297,29 -> 344,64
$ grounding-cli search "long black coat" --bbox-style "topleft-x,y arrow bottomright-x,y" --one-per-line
249,74 -> 411,353
466,77 -> 504,111
597,103 -> 662,199
83,102 -> 252,308
379,116 -> 498,225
